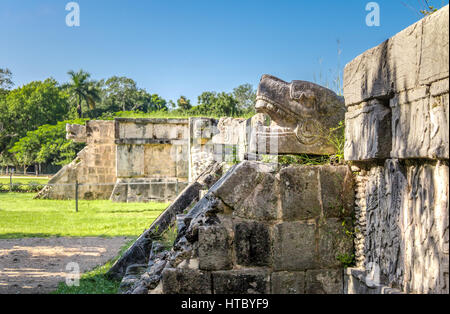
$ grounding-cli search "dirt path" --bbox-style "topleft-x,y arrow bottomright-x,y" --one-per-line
0,237 -> 131,294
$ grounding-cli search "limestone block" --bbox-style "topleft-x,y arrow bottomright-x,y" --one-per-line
66,123 -> 86,142
344,6 -> 449,106
127,180 -> 151,202
234,169 -> 279,221
305,269 -> 343,294
318,218 -> 354,269
86,121 -> 116,145
234,221 -> 271,267
419,6 -> 449,85
271,271 -> 305,294
430,78 -> 449,97
429,94 -> 449,159
391,93 -> 449,159
144,144 -> 177,177
357,160 -> 449,293
279,166 -> 321,220
110,180 -> 127,202
116,144 -> 144,177
344,101 -> 392,161
343,40 -> 393,106
211,117 -> 245,145
319,165 -> 355,218
198,225 -> 232,271
273,221 -> 317,271
211,161 -> 278,211
212,269 -> 270,294
344,268 -> 404,294
117,119 -> 189,140
161,268 -> 212,294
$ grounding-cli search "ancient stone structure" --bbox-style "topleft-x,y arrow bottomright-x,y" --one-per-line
108,161 -> 225,280
36,120 -> 117,200
121,161 -> 355,294
251,75 -> 345,155
110,118 -> 190,202
344,6 -> 449,294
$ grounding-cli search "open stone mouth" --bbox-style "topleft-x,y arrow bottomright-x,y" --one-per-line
255,96 -> 297,135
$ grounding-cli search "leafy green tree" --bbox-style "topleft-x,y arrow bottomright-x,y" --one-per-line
193,91 -> 240,117
0,78 -> 70,142
149,94 -> 168,112
233,84 -> 256,113
89,76 -> 167,116
0,79 -> 70,171
0,68 -> 13,90
177,96 -> 192,111
66,70 -> 101,118
10,119 -> 86,171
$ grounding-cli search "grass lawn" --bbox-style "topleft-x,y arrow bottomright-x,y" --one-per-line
0,177 -> 50,184
0,193 -> 168,239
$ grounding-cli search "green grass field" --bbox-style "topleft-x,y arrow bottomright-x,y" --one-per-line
0,177 -> 50,184
0,193 -> 168,239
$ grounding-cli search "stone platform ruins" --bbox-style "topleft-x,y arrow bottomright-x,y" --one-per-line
41,6 -> 449,294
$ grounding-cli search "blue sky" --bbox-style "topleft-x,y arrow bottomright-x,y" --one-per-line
1,0 -> 448,105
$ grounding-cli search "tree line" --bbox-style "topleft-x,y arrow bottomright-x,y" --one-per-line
0,68 -> 256,173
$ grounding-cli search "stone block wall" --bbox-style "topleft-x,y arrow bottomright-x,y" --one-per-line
148,161 -> 355,294
344,6 -> 449,294
111,118 -> 190,202
189,117 -> 250,182
37,120 -> 116,200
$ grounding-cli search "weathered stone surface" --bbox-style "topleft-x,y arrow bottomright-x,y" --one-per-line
211,161 -> 278,215
271,271 -> 305,294
279,165 -> 321,220
344,268 -> 404,294
234,221 -> 272,267
234,170 -> 279,221
318,218 -> 354,269
198,225 -> 232,271
37,121 -> 117,200
161,268 -> 212,294
212,269 -> 270,294
354,160 -> 449,294
116,118 -> 189,140
116,145 -> 145,177
344,101 -> 392,161
344,6 -> 449,106
390,93 -> 449,159
250,74 -> 345,155
66,123 -> 86,142
419,7 -> 449,85
305,269 -> 343,294
108,163 -> 224,280
319,165 -> 355,218
273,222 -> 316,271
344,6 -> 449,294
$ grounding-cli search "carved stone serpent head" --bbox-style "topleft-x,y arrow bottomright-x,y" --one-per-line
252,74 -> 345,155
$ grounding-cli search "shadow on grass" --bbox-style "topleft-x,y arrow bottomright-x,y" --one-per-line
52,238 -> 136,294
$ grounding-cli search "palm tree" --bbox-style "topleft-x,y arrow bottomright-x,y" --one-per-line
66,70 -> 101,118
